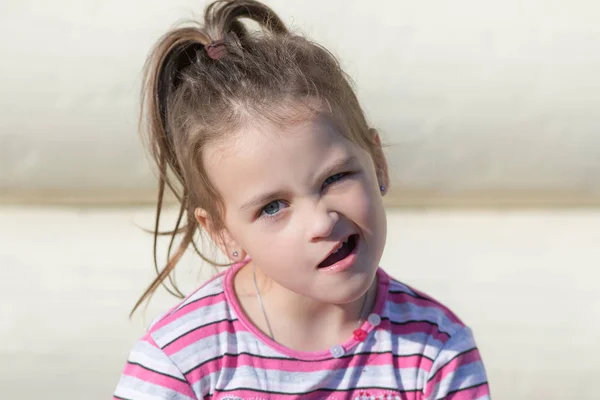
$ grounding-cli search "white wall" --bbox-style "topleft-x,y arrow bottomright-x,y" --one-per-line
1,1 -> 599,398
1,0 -> 600,203
1,207 -> 599,399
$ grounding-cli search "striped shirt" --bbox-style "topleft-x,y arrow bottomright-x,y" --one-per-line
114,265 -> 490,399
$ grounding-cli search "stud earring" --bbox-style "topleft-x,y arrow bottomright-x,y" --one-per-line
232,251 -> 239,258
380,184 -> 386,194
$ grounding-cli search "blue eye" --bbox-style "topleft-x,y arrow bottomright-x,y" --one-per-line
323,172 -> 347,188
260,200 -> 285,218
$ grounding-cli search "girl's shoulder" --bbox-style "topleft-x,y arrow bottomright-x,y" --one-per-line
114,271 -> 235,399
382,270 -> 468,340
380,271 -> 490,399
145,269 -> 233,348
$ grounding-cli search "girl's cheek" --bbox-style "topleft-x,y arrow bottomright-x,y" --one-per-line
349,183 -> 374,220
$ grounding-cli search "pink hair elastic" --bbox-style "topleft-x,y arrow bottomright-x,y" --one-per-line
205,39 -> 227,60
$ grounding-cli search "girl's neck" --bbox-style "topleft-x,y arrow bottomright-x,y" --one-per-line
233,262 -> 378,352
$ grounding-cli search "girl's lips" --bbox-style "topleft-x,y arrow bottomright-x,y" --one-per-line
317,234 -> 359,273
317,234 -> 352,267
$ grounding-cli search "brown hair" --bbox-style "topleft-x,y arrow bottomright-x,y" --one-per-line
132,0 -> 384,315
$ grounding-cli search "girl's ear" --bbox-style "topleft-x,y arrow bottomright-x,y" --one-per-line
194,208 -> 246,262
369,128 -> 390,193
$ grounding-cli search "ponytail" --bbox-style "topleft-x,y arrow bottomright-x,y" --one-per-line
131,0 -> 292,316
132,28 -> 209,316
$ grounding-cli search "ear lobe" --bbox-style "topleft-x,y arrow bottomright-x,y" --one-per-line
194,207 -> 246,262
220,231 -> 247,262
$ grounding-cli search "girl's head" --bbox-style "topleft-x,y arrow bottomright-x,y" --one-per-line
134,0 -> 389,314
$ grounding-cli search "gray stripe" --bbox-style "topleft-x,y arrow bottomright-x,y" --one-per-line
385,301 -> 463,336
153,300 -> 231,346
429,361 -> 488,398
173,277 -> 225,313
172,330 -> 288,372
213,364 -> 426,393
170,328 -> 445,373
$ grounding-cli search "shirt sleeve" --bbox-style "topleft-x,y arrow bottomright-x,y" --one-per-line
423,326 -> 491,400
113,334 -> 197,400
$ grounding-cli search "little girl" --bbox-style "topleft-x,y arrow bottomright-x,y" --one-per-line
114,1 -> 490,399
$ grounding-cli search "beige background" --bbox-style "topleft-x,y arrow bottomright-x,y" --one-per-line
1,0 -> 600,205
1,0 -> 600,399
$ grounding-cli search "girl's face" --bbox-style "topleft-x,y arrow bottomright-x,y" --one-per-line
201,112 -> 388,305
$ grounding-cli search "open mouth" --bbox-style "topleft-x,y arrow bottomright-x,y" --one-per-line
318,234 -> 359,268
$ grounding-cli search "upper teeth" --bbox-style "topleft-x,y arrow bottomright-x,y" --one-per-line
332,237 -> 350,254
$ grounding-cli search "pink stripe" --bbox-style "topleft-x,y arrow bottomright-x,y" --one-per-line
140,334 -> 154,344
163,318 -> 248,355
207,388 -> 421,400
121,362 -> 195,398
153,293 -> 225,331
187,351 -> 433,382
445,384 -> 490,400
388,320 -> 451,343
425,348 -> 483,394
164,318 -> 445,364
151,274 -> 227,332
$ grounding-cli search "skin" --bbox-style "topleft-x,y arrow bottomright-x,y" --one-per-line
195,109 -> 389,352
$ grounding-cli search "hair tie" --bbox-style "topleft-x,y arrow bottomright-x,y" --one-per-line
204,39 -> 227,60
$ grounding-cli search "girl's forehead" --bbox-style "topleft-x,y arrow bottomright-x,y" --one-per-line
206,114 -> 353,167
202,116 -> 364,197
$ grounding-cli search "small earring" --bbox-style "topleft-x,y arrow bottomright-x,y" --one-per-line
232,251 -> 239,258
380,184 -> 386,194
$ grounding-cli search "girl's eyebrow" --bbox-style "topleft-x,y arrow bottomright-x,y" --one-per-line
318,155 -> 358,182
239,156 -> 358,212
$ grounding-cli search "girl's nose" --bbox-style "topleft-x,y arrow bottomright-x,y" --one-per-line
307,203 -> 339,242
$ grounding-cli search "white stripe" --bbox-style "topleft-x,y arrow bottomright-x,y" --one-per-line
428,327 -> 477,378
428,361 -> 487,398
388,279 -> 416,295
153,300 -> 231,346
213,364 -> 427,393
129,341 -> 185,379
172,329 -> 289,372
385,300 -> 463,335
173,276 -> 225,312
367,329 -> 445,359
191,369 -> 220,397
168,323 -> 446,373
114,375 -> 195,400
148,277 -> 225,331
